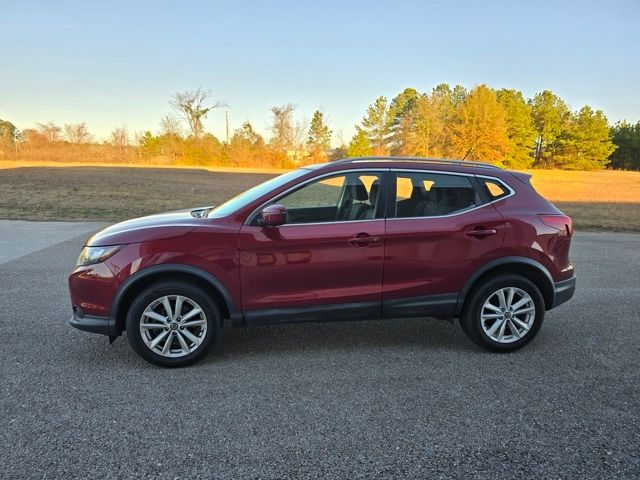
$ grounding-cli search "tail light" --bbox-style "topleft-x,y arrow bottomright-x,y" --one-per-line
539,214 -> 573,236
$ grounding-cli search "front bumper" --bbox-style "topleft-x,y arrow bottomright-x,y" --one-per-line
69,306 -> 118,336
552,275 -> 576,308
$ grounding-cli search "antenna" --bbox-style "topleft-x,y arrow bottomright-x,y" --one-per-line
462,147 -> 473,161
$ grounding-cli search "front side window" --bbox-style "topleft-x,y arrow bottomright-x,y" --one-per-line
209,169 -> 309,218
394,171 -> 478,218
276,172 -> 382,224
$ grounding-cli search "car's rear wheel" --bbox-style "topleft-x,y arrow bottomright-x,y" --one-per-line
460,274 -> 545,352
125,281 -> 221,367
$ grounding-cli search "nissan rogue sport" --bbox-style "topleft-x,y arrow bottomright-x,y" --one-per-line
69,157 -> 576,367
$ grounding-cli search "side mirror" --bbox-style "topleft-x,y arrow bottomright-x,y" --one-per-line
260,204 -> 286,227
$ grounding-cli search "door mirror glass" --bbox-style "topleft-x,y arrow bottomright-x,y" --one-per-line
260,204 -> 286,227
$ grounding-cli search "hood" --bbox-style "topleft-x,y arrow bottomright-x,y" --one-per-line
87,207 -> 214,246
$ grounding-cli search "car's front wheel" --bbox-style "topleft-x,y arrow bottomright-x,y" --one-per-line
125,281 -> 221,367
460,274 -> 545,352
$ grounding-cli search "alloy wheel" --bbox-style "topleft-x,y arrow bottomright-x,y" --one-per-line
139,295 -> 208,357
480,287 -> 535,343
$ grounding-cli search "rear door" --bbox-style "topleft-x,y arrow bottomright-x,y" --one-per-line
382,169 -> 505,317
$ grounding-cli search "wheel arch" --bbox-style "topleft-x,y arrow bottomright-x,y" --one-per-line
109,264 -> 241,335
455,257 -> 556,315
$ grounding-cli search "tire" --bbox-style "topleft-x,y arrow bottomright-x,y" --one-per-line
460,274 -> 545,352
125,281 -> 221,367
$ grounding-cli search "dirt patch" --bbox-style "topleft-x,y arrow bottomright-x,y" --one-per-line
0,167 -> 275,221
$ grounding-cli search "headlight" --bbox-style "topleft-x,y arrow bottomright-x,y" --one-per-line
76,245 -> 124,267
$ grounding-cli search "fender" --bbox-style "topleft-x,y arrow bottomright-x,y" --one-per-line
454,256 -> 555,315
109,263 -> 242,332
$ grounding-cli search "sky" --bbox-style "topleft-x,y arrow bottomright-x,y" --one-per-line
1,0 -> 639,144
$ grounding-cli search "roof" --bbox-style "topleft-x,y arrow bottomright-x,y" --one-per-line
306,157 -> 502,171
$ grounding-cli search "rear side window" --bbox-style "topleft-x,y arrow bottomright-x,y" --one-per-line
394,172 -> 478,218
480,179 -> 511,200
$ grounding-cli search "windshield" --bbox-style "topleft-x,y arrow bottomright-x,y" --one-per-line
207,169 -> 309,218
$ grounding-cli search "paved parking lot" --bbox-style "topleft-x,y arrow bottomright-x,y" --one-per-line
0,222 -> 639,479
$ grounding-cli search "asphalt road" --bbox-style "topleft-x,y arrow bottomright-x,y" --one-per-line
1,222 -> 639,479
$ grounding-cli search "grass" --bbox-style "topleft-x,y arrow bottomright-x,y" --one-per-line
0,164 -> 639,231
525,169 -> 640,232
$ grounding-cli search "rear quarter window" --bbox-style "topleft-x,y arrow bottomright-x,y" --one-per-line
480,179 -> 511,200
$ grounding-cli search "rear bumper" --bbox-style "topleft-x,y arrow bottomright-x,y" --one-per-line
552,275 -> 576,308
69,307 -> 118,336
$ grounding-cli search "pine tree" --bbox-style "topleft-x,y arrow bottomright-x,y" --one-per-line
554,107 -> 615,169
610,121 -> 640,170
529,90 -> 570,167
359,96 -> 393,155
496,89 -> 536,168
347,129 -> 373,157
451,84 -> 468,107
307,110 -> 332,161
388,88 -> 420,153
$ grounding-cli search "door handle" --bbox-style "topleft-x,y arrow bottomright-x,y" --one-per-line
347,234 -> 380,247
466,228 -> 497,238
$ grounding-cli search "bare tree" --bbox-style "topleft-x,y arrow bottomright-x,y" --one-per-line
292,117 -> 309,152
170,88 -> 225,139
36,121 -> 62,142
64,122 -> 92,144
110,126 -> 129,148
159,114 -> 182,137
269,103 -> 296,151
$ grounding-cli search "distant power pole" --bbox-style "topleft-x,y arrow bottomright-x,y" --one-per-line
225,110 -> 229,143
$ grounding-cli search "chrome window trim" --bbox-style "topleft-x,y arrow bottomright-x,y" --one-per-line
386,201 -> 495,221
278,218 -> 384,228
243,167 -> 515,226
244,168 -> 389,226
387,169 -> 515,220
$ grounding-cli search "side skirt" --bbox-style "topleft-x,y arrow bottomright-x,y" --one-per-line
244,301 -> 380,326
243,293 -> 459,327
382,293 -> 458,319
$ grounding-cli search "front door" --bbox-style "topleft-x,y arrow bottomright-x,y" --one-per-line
239,170 -> 387,324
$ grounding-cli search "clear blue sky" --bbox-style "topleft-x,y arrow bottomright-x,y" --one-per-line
2,0 -> 639,144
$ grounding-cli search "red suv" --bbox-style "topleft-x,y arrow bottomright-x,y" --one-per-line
69,158 -> 576,367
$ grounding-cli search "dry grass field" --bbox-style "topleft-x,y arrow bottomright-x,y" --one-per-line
0,164 -> 639,231
526,169 -> 640,231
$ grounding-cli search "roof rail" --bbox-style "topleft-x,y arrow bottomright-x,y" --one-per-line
331,156 -> 502,170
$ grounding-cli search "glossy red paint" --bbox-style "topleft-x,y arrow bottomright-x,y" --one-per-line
239,219 -> 385,310
68,157 -> 575,336
259,204 -> 287,227
383,203 -> 506,300
69,215 -> 243,318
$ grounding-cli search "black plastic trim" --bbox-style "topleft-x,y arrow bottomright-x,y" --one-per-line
455,256 -> 556,315
109,264 -> 241,332
69,308 -> 118,336
552,275 -> 576,308
245,293 -> 461,326
245,301 -> 381,326
382,293 -> 457,318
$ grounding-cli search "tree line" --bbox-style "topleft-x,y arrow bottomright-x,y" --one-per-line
1,84 -> 638,170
